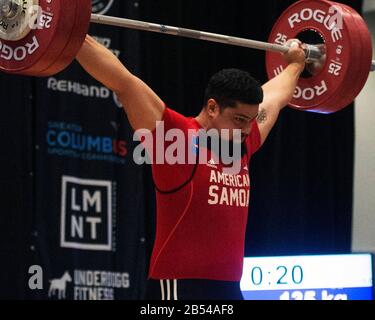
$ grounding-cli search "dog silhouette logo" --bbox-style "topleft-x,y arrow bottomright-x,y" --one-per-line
48,271 -> 72,299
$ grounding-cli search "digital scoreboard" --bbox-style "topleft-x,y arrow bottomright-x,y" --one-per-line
240,254 -> 373,300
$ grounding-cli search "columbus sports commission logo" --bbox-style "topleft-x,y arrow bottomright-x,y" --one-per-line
46,121 -> 128,165
60,176 -> 115,251
92,0 -> 115,15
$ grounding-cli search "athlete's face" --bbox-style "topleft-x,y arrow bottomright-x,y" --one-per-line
206,99 -> 259,142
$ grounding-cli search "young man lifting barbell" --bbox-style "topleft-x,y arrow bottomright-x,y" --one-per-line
76,37 -> 305,300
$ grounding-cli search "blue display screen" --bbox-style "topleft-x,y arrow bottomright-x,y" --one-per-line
240,254 -> 373,300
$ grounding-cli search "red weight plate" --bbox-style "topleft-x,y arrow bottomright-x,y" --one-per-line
266,0 -> 355,113
325,3 -> 363,113
316,2 -> 362,113
19,0 -> 77,76
37,0 -> 92,76
337,4 -> 372,110
0,0 -> 76,75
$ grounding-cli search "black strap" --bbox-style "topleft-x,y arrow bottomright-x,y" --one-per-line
152,138 -> 247,194
153,140 -> 200,195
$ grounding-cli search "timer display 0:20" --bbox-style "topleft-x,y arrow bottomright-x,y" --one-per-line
249,265 -> 303,286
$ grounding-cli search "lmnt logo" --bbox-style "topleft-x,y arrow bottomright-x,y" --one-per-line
61,176 -> 112,251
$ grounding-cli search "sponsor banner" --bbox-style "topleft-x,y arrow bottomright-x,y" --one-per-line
31,1 -> 146,299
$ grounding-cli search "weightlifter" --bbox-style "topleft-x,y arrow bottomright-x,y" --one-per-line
76,37 -> 306,300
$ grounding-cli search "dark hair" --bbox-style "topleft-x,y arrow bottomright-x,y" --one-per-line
204,68 -> 263,108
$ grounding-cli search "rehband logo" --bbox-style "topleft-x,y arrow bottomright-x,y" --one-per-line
92,0 -> 115,15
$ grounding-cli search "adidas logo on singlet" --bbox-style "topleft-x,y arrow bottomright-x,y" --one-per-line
206,158 -> 218,169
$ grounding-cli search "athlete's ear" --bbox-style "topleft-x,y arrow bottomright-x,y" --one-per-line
206,99 -> 221,119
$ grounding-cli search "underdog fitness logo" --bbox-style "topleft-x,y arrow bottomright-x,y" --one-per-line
28,266 -> 131,300
92,0 -> 115,15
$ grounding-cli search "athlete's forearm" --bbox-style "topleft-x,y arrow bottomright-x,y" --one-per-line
262,62 -> 304,109
76,35 -> 134,94
257,62 -> 303,145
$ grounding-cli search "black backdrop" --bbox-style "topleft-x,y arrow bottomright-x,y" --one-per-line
0,0 -> 361,299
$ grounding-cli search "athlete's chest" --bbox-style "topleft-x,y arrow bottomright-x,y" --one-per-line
192,152 -> 251,208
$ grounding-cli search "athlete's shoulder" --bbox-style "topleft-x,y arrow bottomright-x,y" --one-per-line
161,107 -> 196,130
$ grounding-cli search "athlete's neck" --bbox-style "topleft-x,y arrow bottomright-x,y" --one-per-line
195,110 -> 210,130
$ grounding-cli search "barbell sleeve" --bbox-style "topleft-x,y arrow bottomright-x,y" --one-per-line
90,13 -> 375,71
0,0 -> 20,19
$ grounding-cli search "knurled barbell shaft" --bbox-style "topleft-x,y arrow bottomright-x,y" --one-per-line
90,14 -> 315,58
90,14 -> 375,71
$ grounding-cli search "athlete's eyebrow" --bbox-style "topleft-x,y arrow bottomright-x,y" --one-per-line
235,113 -> 258,121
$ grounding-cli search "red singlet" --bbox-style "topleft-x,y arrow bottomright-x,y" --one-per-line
148,107 -> 261,281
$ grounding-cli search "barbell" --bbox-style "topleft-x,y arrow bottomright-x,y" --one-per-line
0,0 -> 373,114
